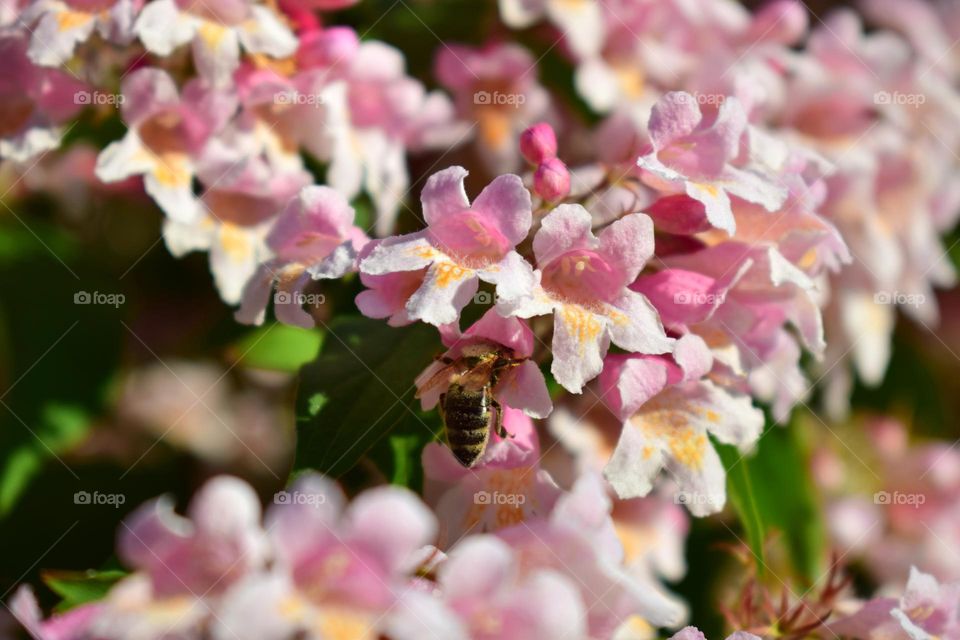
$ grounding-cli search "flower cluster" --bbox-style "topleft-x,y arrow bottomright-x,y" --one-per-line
3,0 -> 960,637
10,473 -> 688,640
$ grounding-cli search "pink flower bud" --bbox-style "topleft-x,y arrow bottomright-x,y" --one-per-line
534,158 -> 570,202
520,122 -> 558,165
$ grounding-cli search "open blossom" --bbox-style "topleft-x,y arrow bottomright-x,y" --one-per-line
422,407 -> 561,547
501,204 -> 673,393
598,334 -> 764,516
430,534 -> 588,640
95,68 -> 236,223
325,40 -> 465,235
164,135 -> 313,304
134,0 -> 297,87
415,308 -> 552,420
21,0 -> 140,67
830,567 -> 960,640
236,185 -> 367,328
636,92 -> 787,235
435,43 -> 552,173
214,474 -> 437,640
83,477 -> 269,638
360,166 -> 534,326
0,32 -> 87,162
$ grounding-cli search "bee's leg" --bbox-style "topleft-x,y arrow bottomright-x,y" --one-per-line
492,398 -> 513,439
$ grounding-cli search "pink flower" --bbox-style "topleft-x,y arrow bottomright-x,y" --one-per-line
501,204 -> 673,393
22,0 -> 140,67
85,476 -> 269,637
164,137 -> 313,304
134,0 -> 297,87
830,567 -> 960,640
360,166 -> 535,326
236,185 -> 368,328
95,68 -> 236,223
497,0 -> 603,60
602,376 -> 764,516
414,308 -> 552,420
636,92 -> 787,235
214,473 -> 437,639
432,534 -> 588,640
496,473 -> 686,637
0,32 -> 87,162
435,43 -> 552,173
422,407 -> 561,547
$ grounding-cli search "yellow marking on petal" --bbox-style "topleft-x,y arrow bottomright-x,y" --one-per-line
152,153 -> 190,187
198,20 -> 229,48
433,261 -> 471,288
470,608 -> 504,636
559,304 -> 603,354
694,183 -> 720,198
641,445 -> 655,460
57,9 -> 93,31
316,608 -> 376,640
630,393 -> 709,470
322,551 -> 350,579
219,223 -> 251,261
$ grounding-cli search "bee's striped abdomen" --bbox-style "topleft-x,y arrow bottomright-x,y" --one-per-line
442,385 -> 492,468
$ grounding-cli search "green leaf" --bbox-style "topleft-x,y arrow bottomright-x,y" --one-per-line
293,316 -> 441,479
719,417 -> 826,583
718,442 -> 767,575
0,223 -> 123,516
43,569 -> 126,611
230,323 -> 323,372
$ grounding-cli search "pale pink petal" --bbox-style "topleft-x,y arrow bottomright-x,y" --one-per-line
494,359 -> 552,418
648,92 -> 702,150
532,204 -> 594,267
134,0 -> 195,57
604,290 -> 674,355
471,173 -> 533,247
360,232 -> 437,275
345,486 -> 438,573
405,261 -> 479,325
478,250 -> 535,307
421,165 -> 470,225
550,304 -> 609,393
597,212 -> 654,284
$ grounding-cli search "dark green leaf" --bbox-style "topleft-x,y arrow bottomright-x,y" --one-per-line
293,316 -> 441,479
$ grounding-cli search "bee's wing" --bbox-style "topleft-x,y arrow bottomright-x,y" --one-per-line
414,359 -> 460,406
456,357 -> 499,390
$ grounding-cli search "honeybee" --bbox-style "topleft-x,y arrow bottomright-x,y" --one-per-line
416,343 -> 523,468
